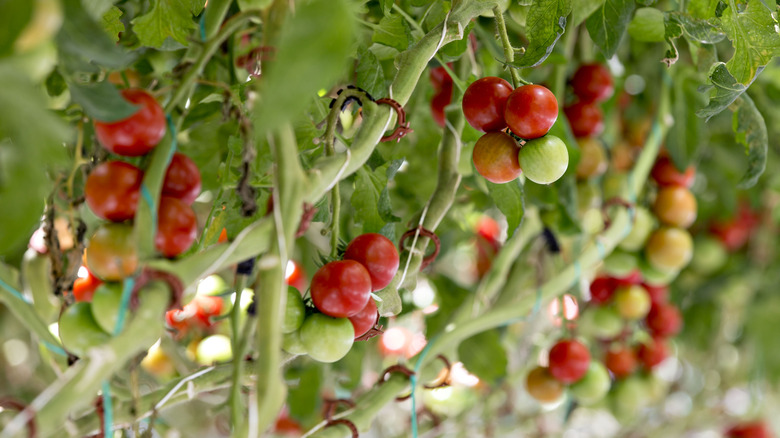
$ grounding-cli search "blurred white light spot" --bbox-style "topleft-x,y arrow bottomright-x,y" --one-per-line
664,392 -> 692,417
655,357 -> 681,382
430,387 -> 452,401
723,388 -> 751,416
398,160 -> 410,172
3,339 -> 29,367
77,266 -> 89,278
624,74 -> 646,95
48,322 -> 59,338
450,362 -> 479,387
412,279 -> 435,309
285,260 -> 296,280
382,327 -> 408,352
422,304 -> 439,315
548,294 -> 579,326
406,332 -> 427,358
185,98 -> 191,109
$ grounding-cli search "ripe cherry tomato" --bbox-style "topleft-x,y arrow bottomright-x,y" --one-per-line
72,268 -> 102,302
525,366 -> 564,403
343,233 -> 400,291
429,65 -> 453,92
589,277 -> 616,305
645,302 -> 682,337
650,156 -> 695,188
636,337 -> 668,370
570,63 -> 614,103
310,260 -> 372,318
472,132 -> 522,184
162,153 -> 202,205
165,307 -> 192,335
94,89 -> 166,157
430,89 -> 451,128
476,216 -> 501,242
191,295 -> 224,328
653,186 -> 697,228
475,234 -> 499,279
564,101 -> 604,138
86,223 -> 138,281
462,76 -> 513,132
299,313 -> 355,363
504,84 -> 558,139
605,346 -> 638,378
348,298 -> 378,339
725,422 -> 772,438
548,339 -> 591,384
155,196 -> 198,258
84,161 -> 143,222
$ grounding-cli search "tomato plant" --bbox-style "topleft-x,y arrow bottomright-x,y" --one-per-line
564,101 -> 604,138
282,287 -> 305,334
162,153 -> 202,205
651,156 -> 695,188
614,285 -> 652,320
504,84 -> 558,139
343,233 -> 399,291
636,337 -> 669,370
570,63 -> 613,103
645,302 -> 682,338
85,223 -> 138,281
84,161 -> 143,222
72,268 -> 102,303
653,186 -> 697,228
525,366 -> 564,403
347,298 -> 377,339
569,362 -> 610,405
518,135 -> 569,185
310,260 -> 372,318
548,339 -> 591,384
605,346 -> 638,378
155,196 -> 198,258
93,89 -> 166,157
472,131 -> 522,184
461,76 -> 513,132
298,313 -> 354,363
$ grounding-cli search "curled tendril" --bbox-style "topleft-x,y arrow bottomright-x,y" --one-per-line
376,98 -> 413,143
399,226 -> 441,269
377,364 -> 415,387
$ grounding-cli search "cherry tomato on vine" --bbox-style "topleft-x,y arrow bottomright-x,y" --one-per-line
636,337 -> 669,370
613,270 -> 643,288
605,346 -> 638,378
283,287 -> 305,334
504,84 -> 558,139
165,307 -> 192,335
348,298 -> 378,339
94,89 -> 166,157
525,366 -> 564,403
429,65 -> 453,92
155,196 -> 198,258
86,223 -> 138,281
725,422 -> 772,438
191,295 -> 224,328
90,282 -> 124,333
59,302 -> 110,357
548,339 -> 591,384
653,186 -> 697,228
650,156 -> 695,188
461,76 -> 513,132
430,90 -> 451,128
472,132 -> 522,184
614,285 -> 651,320
343,233 -> 400,291
564,101 -> 604,138
299,313 -> 354,363
310,260 -> 372,318
84,161 -> 143,222
518,134 -> 569,185
645,227 -> 693,273
642,283 -> 669,305
570,63 -> 613,103
162,153 -> 202,205
575,138 -> 608,180
589,277 -> 616,305
645,302 -> 682,338
569,361 -> 611,405
72,268 -> 102,302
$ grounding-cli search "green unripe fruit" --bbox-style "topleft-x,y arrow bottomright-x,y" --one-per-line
690,236 -> 728,275
196,334 -> 233,365
570,362 -> 611,405
603,250 -> 639,278
518,135 -> 569,185
611,376 -> 650,419
619,207 -> 655,251
614,285 -> 652,320
579,305 -> 624,339
282,287 -> 306,334
282,331 -> 307,355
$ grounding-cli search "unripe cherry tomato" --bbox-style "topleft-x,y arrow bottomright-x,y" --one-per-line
570,63 -> 614,103
589,277 -> 616,305
653,186 -> 697,228
575,138 -> 608,180
548,339 -> 591,384
525,366 -> 564,403
343,233 -> 400,291
311,260 -> 372,318
84,161 -> 143,222
650,156 -> 695,188
636,337 -> 669,370
72,268 -> 102,302
86,223 -> 138,281
348,299 -> 378,339
299,313 -> 355,363
155,196 -> 198,258
564,101 -> 604,138
462,76 -> 513,132
645,302 -> 682,337
472,132 -> 522,184
605,346 -> 638,378
518,135 -> 569,185
645,227 -> 693,273
162,153 -> 202,205
504,84 -> 558,139
94,89 -> 166,157
614,285 -> 651,320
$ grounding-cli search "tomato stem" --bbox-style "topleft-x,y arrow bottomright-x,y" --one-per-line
493,7 -> 526,88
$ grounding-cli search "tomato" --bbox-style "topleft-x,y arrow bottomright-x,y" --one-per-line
610,376 -> 649,419
603,251 -> 639,279
162,153 -> 202,205
430,89 -> 451,128
283,287 -> 305,334
726,422 -> 772,438
195,334 -> 232,365
475,234 -> 499,279
579,305 -> 624,339
191,295 -> 224,328
589,277 -> 616,305
285,260 -> 307,292
614,285 -> 651,320
611,141 -> 637,171
605,346 -> 638,378
472,132 -> 522,184
299,313 -> 354,363
94,89 -> 166,157
642,283 -> 668,305
165,307 -> 193,335
461,77 -> 513,132
155,196 -> 198,258
613,270 -> 642,288
548,339 -> 591,384
570,63 -> 614,103
653,186 -> 697,228
518,135 -> 569,185
90,282 -> 124,333
564,101 -> 604,138
645,227 -> 693,273
636,337 -> 668,370
650,156 -> 695,188
476,216 -> 501,242
218,227 -> 229,243
274,410 -> 303,435
72,268 -> 102,302
691,235 -> 728,274
282,330 -> 307,355
619,207 -> 655,252
569,362 -> 611,405
504,84 -> 558,139
86,223 -> 138,281
196,274 -> 229,297
639,257 -> 679,286
348,298 -> 378,339
310,260 -> 372,318
525,366 -> 564,403
84,161 -> 143,222
575,138 -> 607,180
343,233 -> 400,291
58,302 -> 110,357
107,70 -> 142,88
429,65 -> 453,92
645,303 -> 682,338
140,341 -> 176,379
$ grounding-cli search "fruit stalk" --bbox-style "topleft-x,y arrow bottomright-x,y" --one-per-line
492,6 -> 525,87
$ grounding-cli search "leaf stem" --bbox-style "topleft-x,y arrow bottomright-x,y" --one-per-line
493,7 -> 527,87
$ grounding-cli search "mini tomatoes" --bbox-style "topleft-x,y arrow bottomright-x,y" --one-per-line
94,89 -> 166,157
310,260 -> 372,318
462,76 -> 513,132
84,161 -> 143,222
162,153 -> 202,205
343,233 -> 399,291
504,84 -> 558,139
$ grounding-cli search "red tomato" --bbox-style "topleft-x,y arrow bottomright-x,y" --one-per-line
642,283 -> 669,305
613,270 -> 643,288
285,260 -> 307,292
155,196 -> 198,258
94,89 -> 166,157
165,307 -> 192,334
343,233 -> 400,291
430,88 -> 452,128
475,234 -> 500,279
605,347 -> 638,378
476,216 -> 501,243
636,337 -> 668,370
218,227 -> 228,243
548,339 -> 591,384
162,153 -> 202,205
72,269 -> 102,302
429,65 -> 453,92
645,303 -> 682,338
191,295 -> 224,328
565,101 -> 604,138
504,84 -> 558,139
589,277 -> 616,305
348,299 -> 378,339
725,421 -> 772,438
650,156 -> 695,188
462,77 -> 513,132
84,161 -> 143,222
310,260 -> 372,318
570,64 -> 614,103
86,224 -> 138,281
472,132 -> 522,184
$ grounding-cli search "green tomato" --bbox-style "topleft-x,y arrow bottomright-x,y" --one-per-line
610,376 -> 650,419
690,235 -> 728,275
577,182 -> 601,215
422,386 -> 478,417
628,8 -> 666,42
569,362 -> 611,405
619,207 -> 655,251
299,314 -> 354,363
197,275 -> 229,296
283,287 -> 305,334
518,135 -> 569,185
579,305 -> 624,339
196,334 -> 233,365
614,285 -> 651,320
638,257 -> 678,286
90,282 -> 124,334
282,331 -> 307,355
603,250 -> 638,278
59,302 -> 110,357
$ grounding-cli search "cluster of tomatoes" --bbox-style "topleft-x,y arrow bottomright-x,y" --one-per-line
282,233 -> 399,363
565,63 -> 611,140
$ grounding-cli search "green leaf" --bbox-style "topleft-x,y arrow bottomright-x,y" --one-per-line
57,0 -> 133,70
586,0 -> 636,58
0,0 -> 33,55
667,70 -> 706,169
351,160 -> 402,233
486,180 -> 524,237
101,6 -> 125,43
572,0 -> 606,27
355,45 -> 386,99
458,329 -> 508,386
45,69 -> 67,97
372,13 -> 412,52
731,93 -> 767,188
379,0 -> 394,16
667,12 -> 726,44
687,0 -> 723,18
720,0 -> 780,85
285,363 -> 323,423
439,19 -> 474,61
82,0 -> 117,21
66,80 -> 139,122
513,0 -> 572,68
696,62 -> 751,120
132,0 -> 206,48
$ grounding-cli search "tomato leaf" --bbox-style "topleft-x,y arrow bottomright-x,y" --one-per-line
351,160 -> 402,234
667,12 -> 726,44
355,45 -> 387,99
512,0 -> 572,68
687,0 -> 722,18
586,0 -> 636,58
285,363 -> 323,423
667,69 -> 706,169
101,6 -> 125,43
372,13 -> 412,52
132,0 -> 206,48
572,0 -> 606,27
66,80 -> 139,122
486,180 -> 524,238
57,0 -> 133,71
458,329 -> 508,386
731,93 -> 767,189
